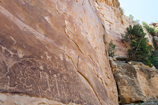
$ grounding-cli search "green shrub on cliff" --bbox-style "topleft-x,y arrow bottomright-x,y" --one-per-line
142,21 -> 155,35
154,27 -> 158,33
108,41 -> 116,58
123,24 -> 153,67
148,50 -> 158,68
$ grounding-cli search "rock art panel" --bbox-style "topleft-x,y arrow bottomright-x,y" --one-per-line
0,92 -> 80,105
0,0 -> 118,105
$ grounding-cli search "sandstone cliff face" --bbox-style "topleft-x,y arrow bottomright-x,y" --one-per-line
94,0 -> 132,57
110,58 -> 158,104
0,92 -> 80,105
94,0 -> 158,104
94,0 -> 154,57
151,23 -> 158,49
0,0 -> 118,105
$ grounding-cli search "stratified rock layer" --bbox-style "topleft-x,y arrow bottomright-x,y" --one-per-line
110,59 -> 158,104
0,0 -> 118,105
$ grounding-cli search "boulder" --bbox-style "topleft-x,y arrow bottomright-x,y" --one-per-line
111,60 -> 158,104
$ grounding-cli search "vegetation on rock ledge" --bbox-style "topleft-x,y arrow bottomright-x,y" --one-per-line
122,24 -> 158,67
142,21 -> 155,35
108,41 -> 116,58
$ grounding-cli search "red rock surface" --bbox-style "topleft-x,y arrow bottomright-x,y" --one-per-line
0,0 -> 118,105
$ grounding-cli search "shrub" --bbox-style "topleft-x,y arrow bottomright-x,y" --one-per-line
142,21 -> 155,35
148,50 -> 158,68
108,41 -> 116,58
154,27 -> 158,33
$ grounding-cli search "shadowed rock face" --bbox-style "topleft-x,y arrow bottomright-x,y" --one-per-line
0,0 -> 118,105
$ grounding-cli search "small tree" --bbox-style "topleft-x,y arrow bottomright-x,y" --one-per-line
108,41 -> 116,58
123,24 -> 153,67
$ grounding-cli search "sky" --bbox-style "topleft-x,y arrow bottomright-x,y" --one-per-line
119,0 -> 158,24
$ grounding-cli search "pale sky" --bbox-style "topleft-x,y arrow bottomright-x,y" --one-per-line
119,0 -> 158,24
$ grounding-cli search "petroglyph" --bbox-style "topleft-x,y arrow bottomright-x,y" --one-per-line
0,45 -> 100,104
0,0 -> 118,104
10,36 -> 16,44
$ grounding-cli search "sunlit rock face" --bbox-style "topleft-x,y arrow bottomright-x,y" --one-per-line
94,0 -> 131,57
94,0 -> 154,57
110,59 -> 158,104
0,0 -> 118,105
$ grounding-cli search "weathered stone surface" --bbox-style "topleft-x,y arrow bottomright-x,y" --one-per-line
94,0 -> 122,9
94,0 -> 154,57
110,60 -> 158,104
93,0 -> 135,57
0,0 -> 118,105
0,92 -> 80,105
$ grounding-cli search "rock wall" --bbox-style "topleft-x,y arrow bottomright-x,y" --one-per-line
0,0 -> 118,105
110,58 -> 158,104
0,92 -> 79,105
94,0 -> 154,57
151,22 -> 158,50
94,0 -> 132,57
